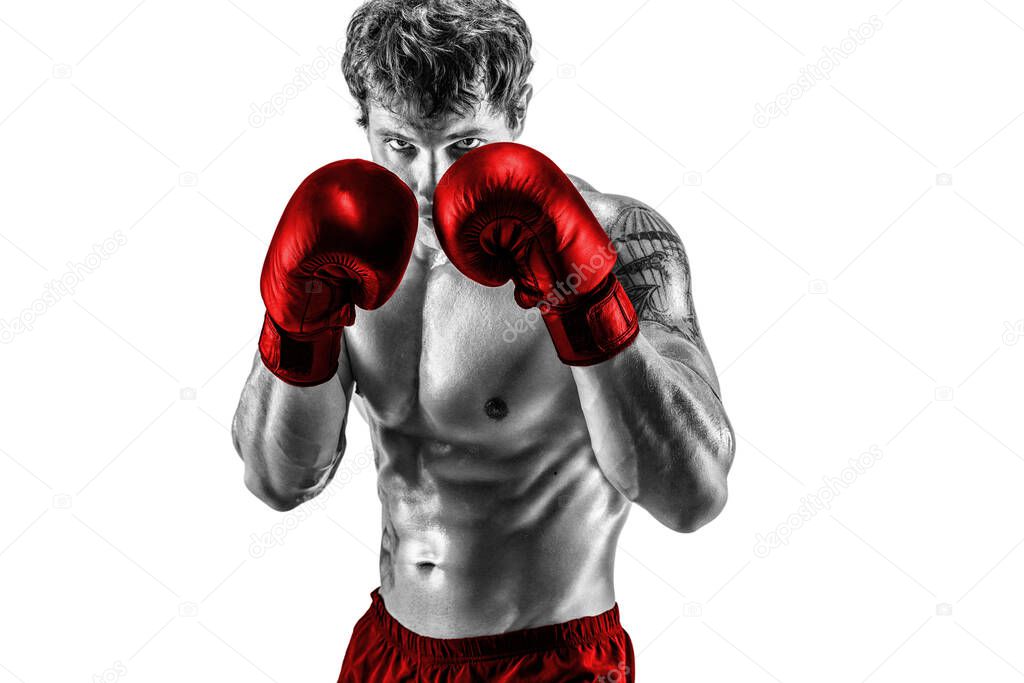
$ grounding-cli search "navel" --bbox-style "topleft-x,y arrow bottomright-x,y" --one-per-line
484,397 -> 509,420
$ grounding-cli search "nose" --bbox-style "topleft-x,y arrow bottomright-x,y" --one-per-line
411,153 -> 452,211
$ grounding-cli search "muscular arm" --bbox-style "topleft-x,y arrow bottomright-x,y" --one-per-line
231,338 -> 355,511
572,193 -> 735,532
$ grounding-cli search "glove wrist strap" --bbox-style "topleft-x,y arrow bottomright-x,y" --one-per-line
541,274 -> 639,366
258,312 -> 345,387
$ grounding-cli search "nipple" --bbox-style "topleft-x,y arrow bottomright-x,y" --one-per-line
484,397 -> 509,420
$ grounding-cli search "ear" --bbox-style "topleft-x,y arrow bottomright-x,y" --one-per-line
511,83 -> 534,139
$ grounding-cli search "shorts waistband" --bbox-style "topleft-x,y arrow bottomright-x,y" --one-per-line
367,588 -> 622,662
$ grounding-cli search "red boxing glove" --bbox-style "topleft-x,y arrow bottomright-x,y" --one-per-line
259,159 -> 417,386
432,142 -> 638,366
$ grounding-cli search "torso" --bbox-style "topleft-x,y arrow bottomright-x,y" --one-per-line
344,187 -> 631,637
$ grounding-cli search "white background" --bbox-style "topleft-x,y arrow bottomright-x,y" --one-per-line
1,0 -> 1022,680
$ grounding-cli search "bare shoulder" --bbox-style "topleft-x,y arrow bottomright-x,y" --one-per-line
565,173 -> 598,194
588,192 -> 704,332
579,192 -> 682,246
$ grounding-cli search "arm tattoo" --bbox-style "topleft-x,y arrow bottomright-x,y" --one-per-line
607,204 -> 706,350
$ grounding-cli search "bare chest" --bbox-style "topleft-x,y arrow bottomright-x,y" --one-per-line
344,251 -> 580,446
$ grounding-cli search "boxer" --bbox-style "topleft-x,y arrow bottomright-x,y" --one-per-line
232,1 -> 735,679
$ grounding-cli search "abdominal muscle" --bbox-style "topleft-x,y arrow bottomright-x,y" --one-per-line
371,416 -> 630,638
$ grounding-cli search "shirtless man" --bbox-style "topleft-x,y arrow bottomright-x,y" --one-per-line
232,1 -> 735,680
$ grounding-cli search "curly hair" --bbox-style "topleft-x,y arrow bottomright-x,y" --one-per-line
342,0 -> 534,130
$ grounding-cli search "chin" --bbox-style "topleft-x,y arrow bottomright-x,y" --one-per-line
416,222 -> 441,250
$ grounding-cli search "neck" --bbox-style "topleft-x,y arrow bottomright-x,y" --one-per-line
412,224 -> 448,268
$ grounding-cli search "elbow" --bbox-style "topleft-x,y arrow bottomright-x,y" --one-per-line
243,467 -> 304,512
666,481 -> 728,533
665,432 -> 734,534
261,495 -> 302,512
236,431 -> 332,512
231,410 -> 244,459
234,416 -> 305,512
259,492 -> 303,513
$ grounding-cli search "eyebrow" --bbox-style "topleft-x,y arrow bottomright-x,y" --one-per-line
443,127 -> 487,140
375,127 -> 412,139
376,126 -> 488,141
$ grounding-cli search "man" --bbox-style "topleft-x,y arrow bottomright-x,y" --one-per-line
231,0 -> 735,679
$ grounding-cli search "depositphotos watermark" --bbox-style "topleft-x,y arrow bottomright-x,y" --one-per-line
1002,319 -> 1024,345
753,445 -> 884,558
0,230 -> 128,344
596,661 -> 631,683
248,38 -> 347,127
248,446 -> 374,558
91,660 -> 127,683
753,15 -> 883,128
500,238 -> 619,344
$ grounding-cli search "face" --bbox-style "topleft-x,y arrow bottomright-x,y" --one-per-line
365,91 -> 529,252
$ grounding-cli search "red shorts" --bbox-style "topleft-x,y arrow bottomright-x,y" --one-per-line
337,588 -> 635,682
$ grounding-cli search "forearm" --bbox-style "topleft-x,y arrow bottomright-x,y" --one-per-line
232,350 -> 349,510
572,332 -> 734,532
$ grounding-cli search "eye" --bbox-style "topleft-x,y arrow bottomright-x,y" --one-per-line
453,138 -> 483,151
384,138 -> 414,153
